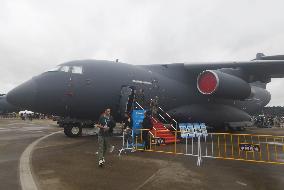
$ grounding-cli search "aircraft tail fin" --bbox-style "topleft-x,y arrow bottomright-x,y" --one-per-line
254,53 -> 284,61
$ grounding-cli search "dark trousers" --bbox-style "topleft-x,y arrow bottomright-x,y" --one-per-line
142,131 -> 150,149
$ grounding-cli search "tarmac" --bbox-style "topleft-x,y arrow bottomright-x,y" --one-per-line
0,119 -> 284,190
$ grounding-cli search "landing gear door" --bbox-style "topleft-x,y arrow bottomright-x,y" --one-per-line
119,86 -> 134,117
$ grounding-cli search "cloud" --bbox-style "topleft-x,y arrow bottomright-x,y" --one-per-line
0,0 -> 284,105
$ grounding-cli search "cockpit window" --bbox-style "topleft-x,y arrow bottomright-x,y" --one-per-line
60,66 -> 70,72
71,66 -> 83,74
47,65 -> 83,74
47,66 -> 61,72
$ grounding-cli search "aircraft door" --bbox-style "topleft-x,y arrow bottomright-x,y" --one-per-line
67,65 -> 93,117
118,86 -> 135,117
60,66 -> 73,117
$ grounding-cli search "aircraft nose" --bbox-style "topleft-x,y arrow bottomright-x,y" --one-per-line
7,79 -> 37,109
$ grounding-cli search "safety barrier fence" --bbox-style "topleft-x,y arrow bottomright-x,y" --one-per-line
0,116 -> 20,119
120,129 -> 284,165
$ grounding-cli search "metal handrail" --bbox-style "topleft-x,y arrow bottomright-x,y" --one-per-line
158,114 -> 167,123
135,101 -> 144,110
158,106 -> 177,131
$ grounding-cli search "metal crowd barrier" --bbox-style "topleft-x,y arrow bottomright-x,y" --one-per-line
123,129 -> 284,165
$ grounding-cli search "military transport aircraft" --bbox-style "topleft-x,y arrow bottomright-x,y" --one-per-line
6,53 -> 284,136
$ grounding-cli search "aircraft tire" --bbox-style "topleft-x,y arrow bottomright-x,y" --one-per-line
64,124 -> 82,137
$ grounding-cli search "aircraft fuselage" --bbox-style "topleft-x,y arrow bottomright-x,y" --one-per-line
6,60 -> 270,127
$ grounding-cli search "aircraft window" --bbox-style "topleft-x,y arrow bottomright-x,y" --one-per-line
71,66 -> 83,74
47,66 -> 61,72
60,66 -> 70,72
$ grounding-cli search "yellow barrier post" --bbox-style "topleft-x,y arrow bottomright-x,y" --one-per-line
238,136 -> 240,158
258,136 -> 262,161
211,134 -> 214,157
174,131 -> 177,154
266,137 -> 270,161
150,133 -> 152,150
282,137 -> 284,152
155,129 -> 157,151
135,136 -> 138,150
245,136 -> 248,160
224,134 -> 227,158
274,137 -> 278,161
231,135 -> 234,158
218,135 -> 220,157
251,136 -> 255,160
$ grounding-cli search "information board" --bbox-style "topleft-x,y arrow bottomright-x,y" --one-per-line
132,110 -> 145,135
239,143 -> 260,152
179,123 -> 208,138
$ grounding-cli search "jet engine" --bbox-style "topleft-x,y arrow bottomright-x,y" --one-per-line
197,70 -> 251,99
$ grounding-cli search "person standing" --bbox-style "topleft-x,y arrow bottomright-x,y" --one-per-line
122,112 -> 132,144
97,108 -> 115,167
141,111 -> 153,150
150,96 -> 159,117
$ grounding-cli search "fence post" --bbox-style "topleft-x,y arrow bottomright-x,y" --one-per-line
224,134 -> 227,158
192,135 -> 194,155
185,135 -> 188,154
231,135 -> 233,158
274,137 -> 278,161
136,136 -> 138,150
205,135 -> 207,157
197,135 -> 202,166
174,131 -> 177,154
266,137 -> 270,161
251,136 -> 255,160
150,133 -> 152,150
211,134 -> 214,157
218,135 -> 220,157
258,136 -> 262,161
238,136 -> 240,158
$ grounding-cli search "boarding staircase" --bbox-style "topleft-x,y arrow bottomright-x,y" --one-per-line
134,102 -> 180,145
151,118 -> 180,144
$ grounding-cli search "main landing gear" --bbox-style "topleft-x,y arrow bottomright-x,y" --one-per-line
63,123 -> 82,137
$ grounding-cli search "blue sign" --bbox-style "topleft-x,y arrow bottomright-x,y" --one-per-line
132,110 -> 145,135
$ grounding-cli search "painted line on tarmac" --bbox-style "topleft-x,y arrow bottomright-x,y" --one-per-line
134,169 -> 160,190
19,130 -> 63,190
236,181 -> 247,186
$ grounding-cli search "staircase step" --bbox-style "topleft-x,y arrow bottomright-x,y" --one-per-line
152,129 -> 170,133
163,136 -> 177,140
153,126 -> 165,129
153,123 -> 164,126
165,139 -> 181,144
153,127 -> 165,130
151,117 -> 180,144
156,134 -> 175,138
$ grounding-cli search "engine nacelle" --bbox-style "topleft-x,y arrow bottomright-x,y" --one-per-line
197,70 -> 251,99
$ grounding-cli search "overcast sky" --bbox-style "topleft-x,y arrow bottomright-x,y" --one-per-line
0,0 -> 284,106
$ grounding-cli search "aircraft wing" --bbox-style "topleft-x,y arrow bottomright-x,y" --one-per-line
184,60 -> 284,79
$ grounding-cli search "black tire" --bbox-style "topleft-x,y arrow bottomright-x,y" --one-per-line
64,125 -> 82,137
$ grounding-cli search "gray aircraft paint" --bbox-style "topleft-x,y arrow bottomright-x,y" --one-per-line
0,95 -> 18,114
6,54 -> 284,127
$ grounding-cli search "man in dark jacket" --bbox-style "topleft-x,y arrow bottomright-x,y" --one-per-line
97,108 -> 115,167
141,111 -> 153,150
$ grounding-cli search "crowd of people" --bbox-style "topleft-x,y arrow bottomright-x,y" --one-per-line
252,115 -> 284,128
0,112 -> 50,120
0,112 -> 17,118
